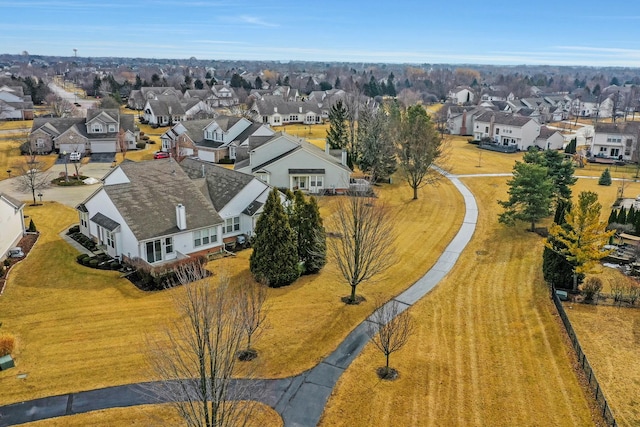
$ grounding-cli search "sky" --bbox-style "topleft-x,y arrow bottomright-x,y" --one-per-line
2,0 -> 640,67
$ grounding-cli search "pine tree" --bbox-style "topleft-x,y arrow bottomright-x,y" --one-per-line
250,189 -> 299,288
564,139 -> 577,154
629,206 -> 636,225
608,209 -> 617,225
326,100 -> 348,149
598,168 -> 612,185
28,219 -> 37,232
288,191 -> 327,275
618,207 -> 627,224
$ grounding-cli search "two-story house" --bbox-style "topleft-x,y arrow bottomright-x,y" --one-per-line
591,122 -> 640,162
473,111 -> 541,151
0,85 -> 34,120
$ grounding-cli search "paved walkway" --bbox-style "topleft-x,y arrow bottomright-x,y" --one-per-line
0,172 -> 478,427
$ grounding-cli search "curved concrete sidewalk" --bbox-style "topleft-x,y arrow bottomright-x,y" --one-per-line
0,173 -> 478,427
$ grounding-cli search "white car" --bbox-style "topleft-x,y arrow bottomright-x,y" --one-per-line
69,152 -> 81,162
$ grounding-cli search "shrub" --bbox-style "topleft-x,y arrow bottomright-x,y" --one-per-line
77,254 -> 89,262
599,168 -> 612,186
0,334 -> 15,357
141,135 -> 150,141
3,259 -> 10,267
582,277 -> 603,302
139,131 -> 145,136
218,157 -> 235,164
110,262 -> 122,270
68,225 -> 80,234
28,219 -> 37,232
136,142 -> 146,149
89,259 -> 99,267
611,281 -> 625,304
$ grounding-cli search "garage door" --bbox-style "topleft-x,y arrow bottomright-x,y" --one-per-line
59,144 -> 86,154
91,141 -> 116,153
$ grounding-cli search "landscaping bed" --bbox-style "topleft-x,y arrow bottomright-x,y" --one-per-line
0,232 -> 39,294
52,175 -> 89,186
67,226 -> 97,252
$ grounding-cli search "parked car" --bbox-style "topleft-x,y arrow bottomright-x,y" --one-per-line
153,151 -> 170,159
69,152 -> 81,162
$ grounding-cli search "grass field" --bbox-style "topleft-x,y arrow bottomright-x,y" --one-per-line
319,176 -> 597,427
20,402 -> 282,426
565,304 -> 640,427
0,175 -> 463,405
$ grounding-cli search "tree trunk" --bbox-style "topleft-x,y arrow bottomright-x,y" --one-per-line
530,220 -> 536,232
385,352 -> 390,369
572,272 -> 578,292
350,284 -> 357,303
412,185 -> 418,200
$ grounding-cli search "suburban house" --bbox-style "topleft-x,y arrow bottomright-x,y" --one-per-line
473,111 -> 541,151
127,87 -> 183,110
0,85 -> 34,120
77,159 -> 225,265
250,95 -> 324,126
448,86 -> 475,104
142,94 -> 210,127
179,158 -> 272,241
211,85 -> 239,107
591,122 -> 640,162
446,105 -> 480,135
234,132 -> 352,193
161,116 -> 274,162
0,193 -> 25,260
534,126 -> 565,150
28,109 -> 138,155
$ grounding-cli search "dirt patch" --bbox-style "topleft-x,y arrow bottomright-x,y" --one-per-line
0,233 -> 39,294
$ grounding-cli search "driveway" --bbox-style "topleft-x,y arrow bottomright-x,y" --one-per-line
0,162 -> 113,207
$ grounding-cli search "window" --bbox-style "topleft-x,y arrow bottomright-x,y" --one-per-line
224,217 -> 240,233
36,138 -> 45,148
485,126 -> 489,133
106,231 -> 114,249
495,128 -> 500,135
611,148 -> 620,157
599,147 -> 607,152
256,173 -> 269,183
108,124 -> 116,132
165,237 -> 173,254
80,212 -> 88,228
194,227 -> 217,247
146,240 -> 162,263
92,123 -> 103,133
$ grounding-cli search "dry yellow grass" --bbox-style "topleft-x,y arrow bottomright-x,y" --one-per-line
565,304 -> 640,427
0,177 -> 463,405
20,402 -> 282,426
0,120 -> 32,130
320,176 -> 595,426
445,135 -> 524,175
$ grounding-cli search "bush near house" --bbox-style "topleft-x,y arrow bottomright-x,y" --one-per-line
0,334 -> 16,357
126,255 -> 208,291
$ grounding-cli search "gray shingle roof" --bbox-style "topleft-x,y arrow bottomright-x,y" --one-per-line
595,122 -> 640,134
0,192 -> 25,210
474,111 -> 536,127
180,158 -> 255,212
90,212 -> 120,231
103,159 -> 222,241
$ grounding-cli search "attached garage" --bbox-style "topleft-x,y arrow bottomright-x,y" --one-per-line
91,141 -> 116,153
59,143 -> 87,154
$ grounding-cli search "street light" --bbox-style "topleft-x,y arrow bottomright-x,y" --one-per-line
37,192 -> 43,204
63,151 -> 69,182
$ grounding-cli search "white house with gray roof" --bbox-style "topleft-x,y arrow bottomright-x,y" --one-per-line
0,193 -> 26,260
77,159 -> 224,265
473,111 -> 541,150
234,132 -> 351,193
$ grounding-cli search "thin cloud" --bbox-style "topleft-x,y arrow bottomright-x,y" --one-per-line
238,15 -> 278,28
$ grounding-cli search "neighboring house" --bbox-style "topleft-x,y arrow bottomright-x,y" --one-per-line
77,159 -> 224,265
161,116 -> 274,162
127,87 -> 183,110
534,126 -> 565,150
211,85 -> 239,107
251,95 -> 324,126
473,111 -> 541,151
448,86 -> 475,104
234,132 -> 351,193
591,122 -> 640,162
0,193 -> 26,260
446,105 -> 480,135
570,94 -> 599,118
28,109 -> 138,155
143,95 -> 211,127
179,158 -> 272,240
0,85 -> 34,120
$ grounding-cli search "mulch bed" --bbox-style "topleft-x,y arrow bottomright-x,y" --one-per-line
0,233 -> 39,294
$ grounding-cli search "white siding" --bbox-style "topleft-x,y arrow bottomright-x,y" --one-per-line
103,168 -> 130,185
262,149 -> 350,190
0,199 -> 24,258
251,135 -> 299,168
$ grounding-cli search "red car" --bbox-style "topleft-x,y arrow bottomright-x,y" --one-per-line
153,151 -> 170,159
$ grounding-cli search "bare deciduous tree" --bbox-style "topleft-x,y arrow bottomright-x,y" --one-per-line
146,264 -> 258,427
117,129 -> 128,162
367,299 -> 415,380
45,93 -> 73,117
236,280 -> 268,361
326,192 -> 396,304
13,151 -> 51,205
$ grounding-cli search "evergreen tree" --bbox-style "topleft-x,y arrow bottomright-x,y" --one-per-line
386,73 -> 396,96
334,76 -> 341,89
250,189 -> 299,288
326,100 -> 348,149
230,73 -> 244,88
523,148 -> 576,201
254,76 -> 263,89
498,162 -> 554,231
194,79 -> 204,89
608,209 -> 617,225
283,75 -> 290,86
134,74 -> 142,90
564,138 -> 577,154
28,219 -> 37,232
629,206 -> 636,225
357,104 -> 396,181
598,168 -> 612,185
618,207 -> 627,224
290,191 -> 326,274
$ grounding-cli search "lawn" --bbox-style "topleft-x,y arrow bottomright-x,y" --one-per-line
20,403 -> 282,426
565,303 -> 640,427
319,176 -> 596,427
0,176 -> 463,405
273,123 -> 329,150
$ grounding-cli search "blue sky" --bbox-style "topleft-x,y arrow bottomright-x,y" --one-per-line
2,0 -> 640,66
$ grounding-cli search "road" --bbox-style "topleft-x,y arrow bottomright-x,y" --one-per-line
47,81 -> 98,116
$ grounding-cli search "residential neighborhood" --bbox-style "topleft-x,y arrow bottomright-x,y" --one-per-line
3,39 -> 640,427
